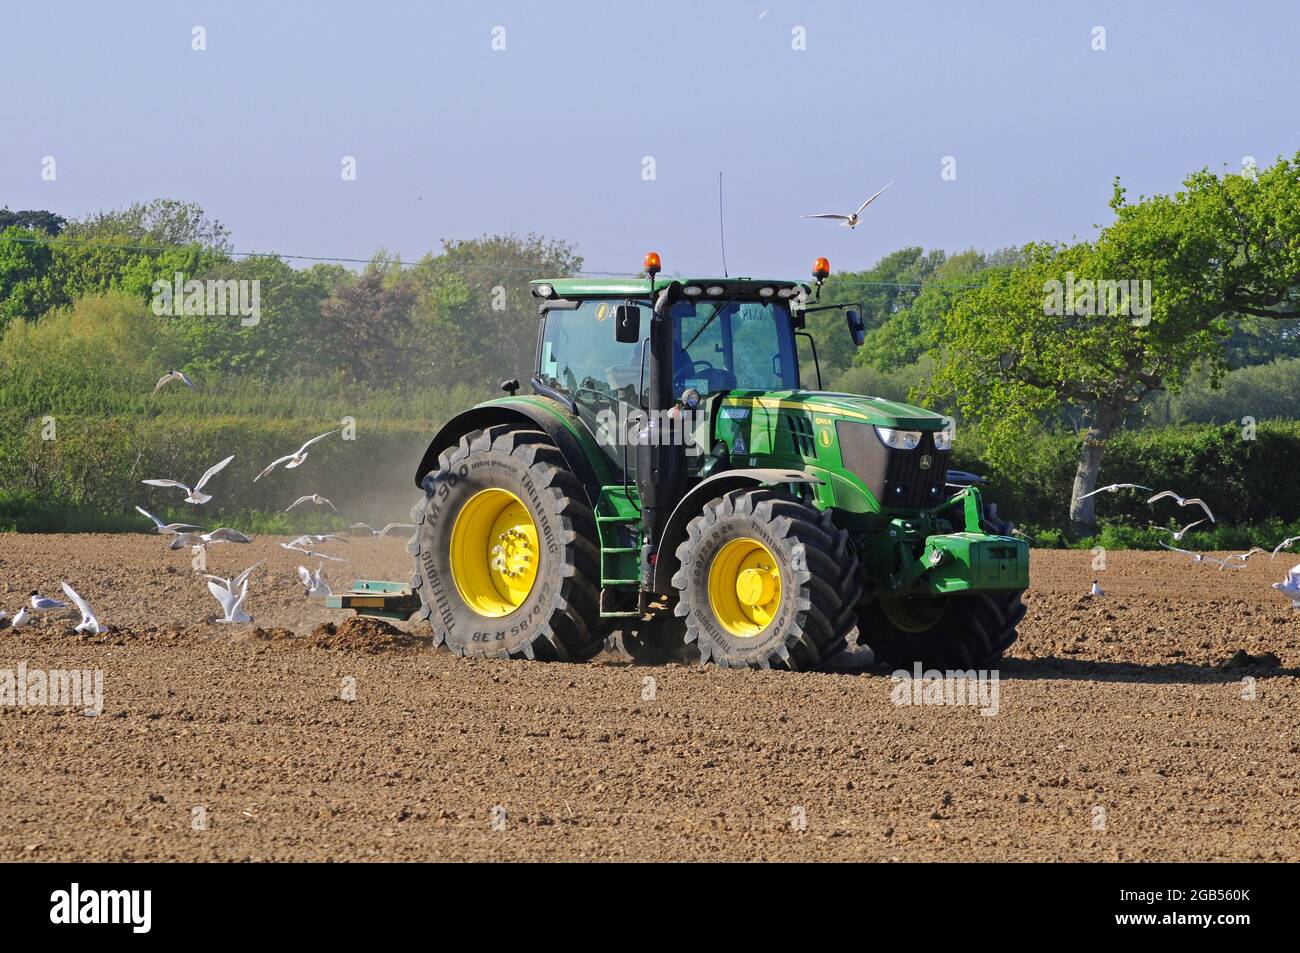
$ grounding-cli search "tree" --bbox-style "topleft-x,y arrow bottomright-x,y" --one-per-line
926,154 -> 1300,536
0,208 -> 66,236
317,266 -> 418,385
0,227 -> 62,327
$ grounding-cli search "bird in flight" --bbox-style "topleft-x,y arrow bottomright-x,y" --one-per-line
1150,518 -> 1206,542
143,455 -> 235,505
800,182 -> 892,228
1147,490 -> 1216,524
1270,535 -> 1300,559
350,522 -> 415,537
134,505 -> 203,535
153,370 -> 196,394
60,582 -> 104,636
286,494 -> 338,513
1273,564 -> 1300,607
254,431 -> 339,482
1159,542 -> 1229,568
167,527 -> 254,551
1078,482 -> 1153,501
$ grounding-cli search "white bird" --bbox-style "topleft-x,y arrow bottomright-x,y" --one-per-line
1159,542 -> 1229,568
287,534 -> 347,548
279,542 -> 346,562
30,591 -> 68,612
1270,535 -> 1300,560
1150,518 -> 1206,542
10,607 -> 29,630
285,494 -> 338,513
297,563 -> 332,600
60,582 -> 104,636
350,522 -> 415,537
1220,547 -> 1268,569
143,454 -> 235,505
1088,580 -> 1104,597
168,527 -> 253,550
1078,482 -> 1153,501
254,431 -> 339,482
153,369 -> 196,394
1147,490 -> 1216,523
800,182 -> 892,228
204,563 -> 261,624
134,505 -> 203,535
201,561 -> 263,593
1271,563 -> 1300,608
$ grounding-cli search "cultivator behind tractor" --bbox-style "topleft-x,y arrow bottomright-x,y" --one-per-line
333,253 -> 1029,670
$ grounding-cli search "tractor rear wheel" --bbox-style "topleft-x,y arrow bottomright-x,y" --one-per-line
408,426 -> 603,661
670,488 -> 860,670
858,590 -> 1024,670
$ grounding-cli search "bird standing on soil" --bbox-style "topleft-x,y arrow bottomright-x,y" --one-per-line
285,494 -> 338,513
1147,490 -> 1216,523
142,454 -> 235,505
9,607 -> 29,630
800,183 -> 892,228
1272,564 -> 1300,608
60,582 -> 104,636
254,430 -> 339,482
1088,580 -> 1105,597
30,591 -> 69,612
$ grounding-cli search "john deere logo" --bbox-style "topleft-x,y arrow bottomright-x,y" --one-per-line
595,303 -> 609,322
818,428 -> 833,448
919,454 -> 932,470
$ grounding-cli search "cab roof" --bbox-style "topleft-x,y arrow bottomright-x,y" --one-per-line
529,276 -> 814,299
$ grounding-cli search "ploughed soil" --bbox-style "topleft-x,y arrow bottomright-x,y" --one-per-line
1,533 -> 1297,861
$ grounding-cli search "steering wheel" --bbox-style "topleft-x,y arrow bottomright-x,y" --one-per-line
677,359 -> 716,380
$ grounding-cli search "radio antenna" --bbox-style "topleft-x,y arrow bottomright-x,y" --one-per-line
718,171 -> 729,278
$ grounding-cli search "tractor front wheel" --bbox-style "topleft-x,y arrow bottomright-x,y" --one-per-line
670,488 -> 860,670
408,426 -> 603,661
858,591 -> 1024,670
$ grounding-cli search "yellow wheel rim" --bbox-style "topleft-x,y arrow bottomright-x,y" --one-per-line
707,537 -> 783,637
449,488 -> 540,617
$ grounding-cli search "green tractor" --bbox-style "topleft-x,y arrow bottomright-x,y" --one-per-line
333,253 -> 1029,670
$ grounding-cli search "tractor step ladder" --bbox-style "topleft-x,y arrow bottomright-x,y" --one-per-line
326,579 -> 420,621
595,487 -> 641,617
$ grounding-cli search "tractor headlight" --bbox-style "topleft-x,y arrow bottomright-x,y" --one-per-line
875,426 -> 922,451
932,429 -> 954,451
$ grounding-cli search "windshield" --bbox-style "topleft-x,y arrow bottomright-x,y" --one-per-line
671,298 -> 800,394
537,297 -> 800,405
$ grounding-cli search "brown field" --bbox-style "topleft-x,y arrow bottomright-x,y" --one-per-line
1,533 -> 1298,862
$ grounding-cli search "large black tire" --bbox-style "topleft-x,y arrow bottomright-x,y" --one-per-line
670,488 -> 860,670
407,426 -> 603,661
858,590 -> 1025,670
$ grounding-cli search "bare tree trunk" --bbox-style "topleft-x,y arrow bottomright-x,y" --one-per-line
1069,404 -> 1124,538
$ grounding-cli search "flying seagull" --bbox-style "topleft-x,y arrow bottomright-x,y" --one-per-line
279,542 -> 346,562
1150,518 -> 1206,542
1272,563 -> 1300,608
297,563 -> 332,600
153,370 -> 196,394
1270,535 -> 1300,560
202,561 -> 263,594
134,505 -> 203,535
1221,547 -> 1268,569
286,533 -> 348,548
350,522 -> 416,537
1159,542 -> 1229,568
800,182 -> 892,229
30,591 -> 69,612
254,430 -> 339,482
60,582 -> 104,636
1147,490 -> 1216,524
1078,482 -> 1153,501
285,494 -> 338,513
143,454 -> 234,505
168,527 -> 253,550
207,577 -> 252,624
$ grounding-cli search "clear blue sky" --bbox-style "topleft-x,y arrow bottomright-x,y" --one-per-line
3,0 -> 1297,277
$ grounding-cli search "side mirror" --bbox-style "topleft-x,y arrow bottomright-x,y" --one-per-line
846,308 -> 866,347
615,304 -> 641,343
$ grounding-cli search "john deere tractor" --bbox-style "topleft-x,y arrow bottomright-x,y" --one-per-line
332,253 -> 1028,670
